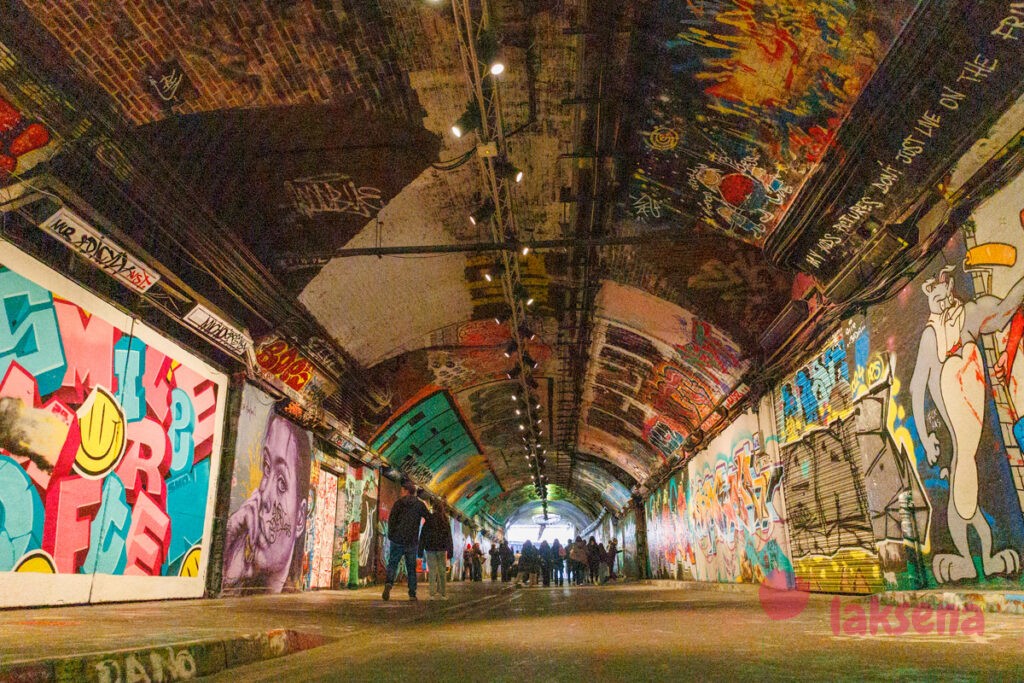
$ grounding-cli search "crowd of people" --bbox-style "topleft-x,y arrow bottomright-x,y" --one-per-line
381,479 -> 623,602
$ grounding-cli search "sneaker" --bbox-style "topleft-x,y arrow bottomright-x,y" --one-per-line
409,594 -> 418,601
382,584 -> 392,601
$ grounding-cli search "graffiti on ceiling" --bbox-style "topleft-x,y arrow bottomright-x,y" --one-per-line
368,386 -> 501,518
572,460 -> 632,513
629,0 -> 917,244
579,281 -> 749,477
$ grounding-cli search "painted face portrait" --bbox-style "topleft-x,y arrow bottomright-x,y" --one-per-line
223,413 -> 311,593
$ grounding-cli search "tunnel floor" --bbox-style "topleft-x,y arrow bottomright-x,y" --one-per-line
6,582 -> 1024,681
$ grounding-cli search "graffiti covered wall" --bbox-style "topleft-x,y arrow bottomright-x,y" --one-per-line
845,164 -> 1024,589
646,412 -> 792,588
222,384 -> 311,595
0,242 -> 227,607
304,449 -> 340,590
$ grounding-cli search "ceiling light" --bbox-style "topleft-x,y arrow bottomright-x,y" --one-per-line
518,324 -> 536,341
470,199 -> 495,226
504,340 -> 518,358
522,351 -> 538,369
490,62 -> 505,76
511,393 -> 518,401
452,100 -> 482,139
506,365 -> 521,380
518,424 -> 525,431
515,408 -> 521,416
484,272 -> 492,282
526,297 -> 535,306
493,156 -> 521,184
521,246 -> 530,256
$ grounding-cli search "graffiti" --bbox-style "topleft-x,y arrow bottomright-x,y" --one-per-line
145,59 -> 193,109
38,208 -> 161,293
0,95 -> 50,178
94,646 -> 197,683
631,193 -> 663,221
776,337 -> 853,445
286,174 -> 383,219
686,156 -> 792,239
183,304 -> 251,358
0,248 -> 222,602
370,388 -> 500,518
629,0 -> 913,243
644,126 -> 679,151
583,282 -> 748,472
646,414 -> 792,587
571,461 -> 631,512
689,437 -> 782,558
305,459 -> 338,590
252,339 -> 335,409
222,385 -> 311,594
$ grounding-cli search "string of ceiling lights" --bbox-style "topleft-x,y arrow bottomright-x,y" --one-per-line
445,0 -> 549,518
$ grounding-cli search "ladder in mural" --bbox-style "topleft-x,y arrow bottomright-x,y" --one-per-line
963,228 -> 1024,510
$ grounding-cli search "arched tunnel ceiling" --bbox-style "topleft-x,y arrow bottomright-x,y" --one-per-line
4,0 -> 944,525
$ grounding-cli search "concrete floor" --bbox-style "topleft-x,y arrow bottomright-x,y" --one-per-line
208,582 -> 1024,682
5,582 -> 1024,681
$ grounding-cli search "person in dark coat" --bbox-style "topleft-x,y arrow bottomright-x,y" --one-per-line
538,540 -> 552,587
489,542 -> 501,581
569,537 -> 587,585
551,539 -> 565,586
518,540 -> 539,586
419,504 -> 454,600
499,540 -> 514,582
382,479 -> 428,601
587,537 -> 601,584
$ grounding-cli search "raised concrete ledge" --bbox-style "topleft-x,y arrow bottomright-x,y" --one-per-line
0,628 -> 333,683
876,590 -> 1024,616
639,579 -> 762,594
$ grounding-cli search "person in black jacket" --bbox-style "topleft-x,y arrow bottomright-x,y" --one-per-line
382,479 -> 428,601
489,543 -> 501,581
551,539 -> 564,586
499,540 -> 514,582
419,504 -> 454,600
538,540 -> 552,587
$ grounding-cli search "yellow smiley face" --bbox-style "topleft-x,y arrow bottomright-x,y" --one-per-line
73,386 -> 127,478
15,550 -> 57,573
179,546 -> 202,577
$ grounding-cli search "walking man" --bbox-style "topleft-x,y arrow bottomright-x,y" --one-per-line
382,479 -> 428,601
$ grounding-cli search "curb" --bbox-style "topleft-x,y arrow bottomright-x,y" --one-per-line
875,590 -> 1024,616
639,579 -> 761,594
0,628 -> 333,683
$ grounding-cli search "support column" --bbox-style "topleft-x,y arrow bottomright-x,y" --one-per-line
206,373 -> 245,597
632,494 -> 649,580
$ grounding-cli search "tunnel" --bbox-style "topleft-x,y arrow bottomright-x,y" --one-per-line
1,0 -> 1024,680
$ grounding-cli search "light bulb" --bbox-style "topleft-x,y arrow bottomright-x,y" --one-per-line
490,62 -> 505,76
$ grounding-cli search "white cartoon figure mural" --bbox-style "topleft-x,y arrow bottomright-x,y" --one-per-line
911,264 -> 1023,582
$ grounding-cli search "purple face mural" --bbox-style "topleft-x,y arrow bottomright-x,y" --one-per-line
223,390 -> 311,594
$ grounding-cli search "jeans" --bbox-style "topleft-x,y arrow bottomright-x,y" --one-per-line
425,550 -> 448,597
386,541 -> 418,596
553,560 -> 564,584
